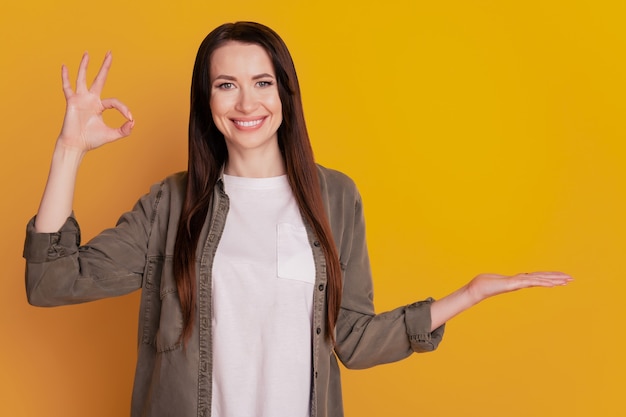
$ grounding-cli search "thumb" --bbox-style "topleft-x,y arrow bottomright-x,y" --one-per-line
118,119 -> 135,138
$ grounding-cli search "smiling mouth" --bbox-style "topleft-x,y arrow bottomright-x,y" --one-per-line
233,118 -> 265,128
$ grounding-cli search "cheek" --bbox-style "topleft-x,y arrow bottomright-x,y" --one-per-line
270,95 -> 283,120
210,112 -> 224,134
209,91 -> 233,115
209,96 -> 220,116
209,97 -> 227,126
209,112 -> 228,139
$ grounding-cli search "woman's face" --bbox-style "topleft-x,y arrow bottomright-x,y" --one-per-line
209,41 -> 283,159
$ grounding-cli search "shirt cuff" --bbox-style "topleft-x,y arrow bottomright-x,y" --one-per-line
23,215 -> 81,263
405,297 -> 445,353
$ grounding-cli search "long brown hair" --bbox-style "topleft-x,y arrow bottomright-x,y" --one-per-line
173,22 -> 342,344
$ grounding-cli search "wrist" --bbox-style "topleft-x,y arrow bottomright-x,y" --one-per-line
463,280 -> 484,306
53,140 -> 87,164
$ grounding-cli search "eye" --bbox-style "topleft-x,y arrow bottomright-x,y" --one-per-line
256,80 -> 274,88
217,82 -> 235,90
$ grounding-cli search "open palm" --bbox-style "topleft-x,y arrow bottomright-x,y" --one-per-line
468,271 -> 572,302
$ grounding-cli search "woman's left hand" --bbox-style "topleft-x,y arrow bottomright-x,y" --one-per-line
429,271 -> 573,331
467,271 -> 574,304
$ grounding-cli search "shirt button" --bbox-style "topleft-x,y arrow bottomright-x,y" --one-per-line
313,241 -> 320,247
318,284 -> 324,291
316,327 -> 321,335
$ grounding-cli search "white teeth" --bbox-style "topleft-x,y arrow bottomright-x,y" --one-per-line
234,119 -> 263,127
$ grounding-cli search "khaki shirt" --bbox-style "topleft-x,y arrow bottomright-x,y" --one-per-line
24,165 -> 445,417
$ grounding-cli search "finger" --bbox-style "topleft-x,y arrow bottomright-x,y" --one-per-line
101,119 -> 135,143
61,64 -> 74,99
90,51 -> 112,95
76,52 -> 90,93
101,97 -> 133,121
526,277 -> 570,287
100,97 -> 135,140
515,274 -> 573,288
520,271 -> 573,280
117,119 -> 135,138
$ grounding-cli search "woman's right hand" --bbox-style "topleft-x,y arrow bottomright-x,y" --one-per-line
57,51 -> 134,153
34,52 -> 134,233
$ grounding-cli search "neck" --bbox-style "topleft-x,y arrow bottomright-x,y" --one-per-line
224,147 -> 286,178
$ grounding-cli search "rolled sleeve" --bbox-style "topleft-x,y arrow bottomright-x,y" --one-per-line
23,181 -> 163,307
23,216 -> 80,263
335,298 -> 446,369
405,298 -> 445,353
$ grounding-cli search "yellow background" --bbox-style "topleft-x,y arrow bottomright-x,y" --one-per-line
1,0 -> 624,416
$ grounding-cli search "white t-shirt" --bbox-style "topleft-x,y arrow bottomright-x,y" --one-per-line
211,174 -> 315,417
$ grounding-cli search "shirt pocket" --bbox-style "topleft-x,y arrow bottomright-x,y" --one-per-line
277,223 -> 315,284
140,256 -> 183,353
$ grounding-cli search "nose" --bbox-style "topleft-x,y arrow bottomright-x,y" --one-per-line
235,87 -> 258,114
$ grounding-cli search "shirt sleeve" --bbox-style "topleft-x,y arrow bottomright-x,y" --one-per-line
333,187 -> 445,370
23,181 -> 163,307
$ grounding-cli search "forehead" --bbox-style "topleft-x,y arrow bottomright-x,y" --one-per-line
210,41 -> 275,78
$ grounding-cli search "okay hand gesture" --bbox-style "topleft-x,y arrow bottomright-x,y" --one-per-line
57,52 -> 134,153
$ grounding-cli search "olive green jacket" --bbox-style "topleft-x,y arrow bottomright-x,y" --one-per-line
24,165 -> 444,417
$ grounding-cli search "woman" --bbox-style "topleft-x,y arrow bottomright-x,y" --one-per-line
24,22 -> 572,417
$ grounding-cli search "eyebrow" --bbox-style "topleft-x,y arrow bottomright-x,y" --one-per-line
213,73 -> 275,82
